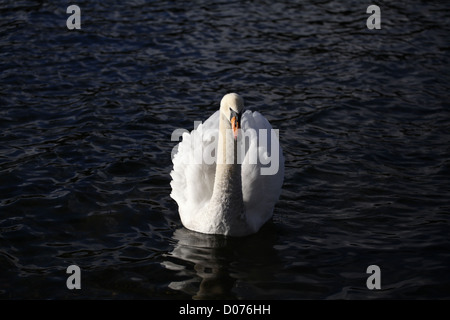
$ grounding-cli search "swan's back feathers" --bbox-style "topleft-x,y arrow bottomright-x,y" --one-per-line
170,109 -> 284,235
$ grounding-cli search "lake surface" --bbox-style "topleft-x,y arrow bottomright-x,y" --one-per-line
1,0 -> 449,299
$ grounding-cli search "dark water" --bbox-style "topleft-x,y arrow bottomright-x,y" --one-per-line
1,0 -> 449,299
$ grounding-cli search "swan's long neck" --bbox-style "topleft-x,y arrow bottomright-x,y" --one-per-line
208,111 -> 246,235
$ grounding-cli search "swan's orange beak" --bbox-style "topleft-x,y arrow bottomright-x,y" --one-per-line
230,110 -> 241,141
231,116 -> 239,140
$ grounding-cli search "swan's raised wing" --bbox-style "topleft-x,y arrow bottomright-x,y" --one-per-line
240,110 -> 285,232
170,111 -> 219,223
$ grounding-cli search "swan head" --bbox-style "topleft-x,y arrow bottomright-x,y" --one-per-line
220,93 -> 244,140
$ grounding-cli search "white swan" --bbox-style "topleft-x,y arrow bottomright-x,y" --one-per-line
170,93 -> 284,236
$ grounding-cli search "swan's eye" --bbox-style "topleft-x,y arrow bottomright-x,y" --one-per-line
229,109 -> 241,123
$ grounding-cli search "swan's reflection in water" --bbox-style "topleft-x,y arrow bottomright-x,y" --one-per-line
162,223 -> 279,299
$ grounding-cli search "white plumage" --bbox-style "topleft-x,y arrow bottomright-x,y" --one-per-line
170,93 -> 284,236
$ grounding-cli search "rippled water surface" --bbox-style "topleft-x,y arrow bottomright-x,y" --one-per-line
1,1 -> 450,299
